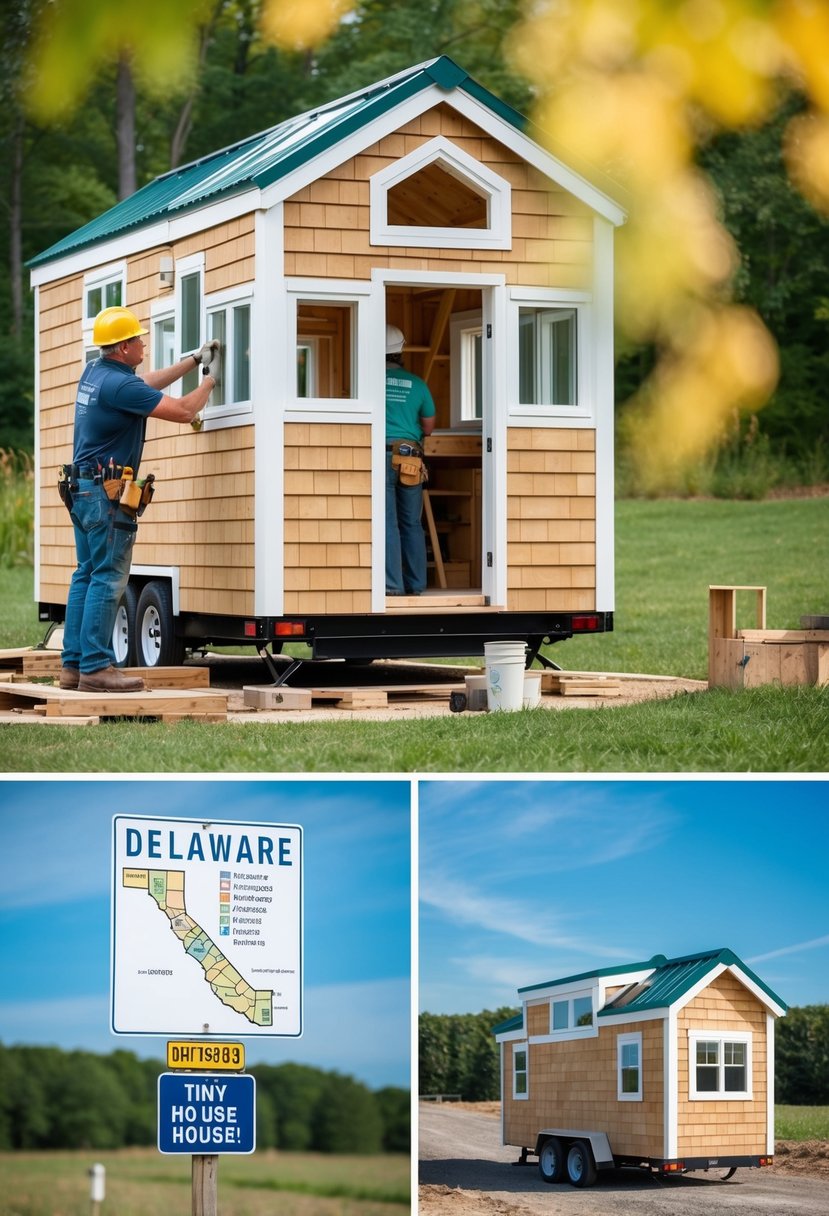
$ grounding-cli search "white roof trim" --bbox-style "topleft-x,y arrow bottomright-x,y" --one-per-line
261,81 -> 626,226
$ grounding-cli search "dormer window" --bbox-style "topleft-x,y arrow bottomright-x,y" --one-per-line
370,136 -> 511,250
549,990 -> 595,1038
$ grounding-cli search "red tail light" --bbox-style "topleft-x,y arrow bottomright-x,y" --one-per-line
275,621 -> 305,637
572,614 -> 600,631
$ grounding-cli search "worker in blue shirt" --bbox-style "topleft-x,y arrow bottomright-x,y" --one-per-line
60,306 -> 219,693
385,325 -> 436,596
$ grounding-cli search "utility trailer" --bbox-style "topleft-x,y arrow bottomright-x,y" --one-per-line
493,949 -> 786,1188
30,58 -> 623,669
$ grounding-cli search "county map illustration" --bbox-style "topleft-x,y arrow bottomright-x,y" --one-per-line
122,868 -> 273,1026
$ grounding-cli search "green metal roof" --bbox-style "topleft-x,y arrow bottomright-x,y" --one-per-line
491,1012 -> 524,1035
598,948 -> 787,1017
29,57 -> 529,270
512,948 -> 786,1021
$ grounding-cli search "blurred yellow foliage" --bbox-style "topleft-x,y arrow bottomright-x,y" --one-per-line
509,0 -> 829,486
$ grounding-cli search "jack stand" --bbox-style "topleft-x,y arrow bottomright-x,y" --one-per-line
534,651 -> 563,672
256,644 -> 303,687
512,1148 -> 534,1166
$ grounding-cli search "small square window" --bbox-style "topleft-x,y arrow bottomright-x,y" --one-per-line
574,996 -> 593,1027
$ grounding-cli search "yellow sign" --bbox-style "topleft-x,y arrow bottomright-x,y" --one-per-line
166,1040 -> 245,1070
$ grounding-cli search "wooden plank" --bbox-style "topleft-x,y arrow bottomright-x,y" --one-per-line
0,712 -> 100,727
0,680 -> 227,720
738,629 -> 829,643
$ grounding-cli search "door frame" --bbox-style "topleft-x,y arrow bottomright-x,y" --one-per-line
371,268 -> 507,611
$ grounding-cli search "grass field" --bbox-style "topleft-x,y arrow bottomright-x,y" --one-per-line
1,497 -> 827,772
776,1106 -> 829,1141
0,1148 -> 410,1216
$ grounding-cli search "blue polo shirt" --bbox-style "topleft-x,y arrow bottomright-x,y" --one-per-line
73,358 -> 163,473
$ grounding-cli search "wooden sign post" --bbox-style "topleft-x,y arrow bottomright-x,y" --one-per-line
192,1155 -> 219,1216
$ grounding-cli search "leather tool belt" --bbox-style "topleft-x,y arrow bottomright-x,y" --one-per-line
388,440 -> 427,486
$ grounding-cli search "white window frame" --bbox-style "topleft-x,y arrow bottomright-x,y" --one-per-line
370,136 -> 512,250
688,1030 -> 753,1101
149,298 -> 176,376
617,1032 -> 643,1102
203,284 -> 254,427
449,309 -> 484,428
512,1042 -> 529,1100
507,287 -> 594,425
547,988 -> 596,1040
175,252 -> 205,396
82,261 -> 127,329
285,279 -> 373,421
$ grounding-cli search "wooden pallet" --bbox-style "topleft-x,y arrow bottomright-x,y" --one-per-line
0,650 -> 210,689
0,679 -> 227,722
244,682 -> 463,711
542,673 -> 621,697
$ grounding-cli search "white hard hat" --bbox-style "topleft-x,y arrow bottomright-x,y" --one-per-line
386,324 -> 405,355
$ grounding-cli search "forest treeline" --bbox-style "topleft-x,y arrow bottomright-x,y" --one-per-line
2,1 -> 829,489
0,1043 -> 409,1153
419,1005 -> 829,1106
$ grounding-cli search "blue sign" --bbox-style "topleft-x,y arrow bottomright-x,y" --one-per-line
158,1073 -> 256,1154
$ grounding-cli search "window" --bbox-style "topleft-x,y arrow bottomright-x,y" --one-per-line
689,1032 -> 752,1100
84,267 -> 124,322
180,267 -> 203,395
518,307 -> 577,407
207,299 -> 251,409
153,315 -> 176,372
295,301 -> 355,399
513,1043 -> 528,1099
617,1033 -> 642,1101
370,137 -> 512,250
450,309 -> 484,426
549,991 -> 594,1036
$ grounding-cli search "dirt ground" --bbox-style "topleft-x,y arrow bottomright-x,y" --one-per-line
419,1102 -> 829,1216
213,657 -> 707,724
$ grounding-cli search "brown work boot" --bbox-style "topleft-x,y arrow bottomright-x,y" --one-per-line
78,666 -> 145,693
59,666 -> 80,690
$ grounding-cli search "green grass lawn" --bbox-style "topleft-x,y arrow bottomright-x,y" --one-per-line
0,1148 -> 409,1216
1,497 -> 827,773
776,1106 -> 829,1141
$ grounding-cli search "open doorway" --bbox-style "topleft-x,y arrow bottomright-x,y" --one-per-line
385,284 -> 484,600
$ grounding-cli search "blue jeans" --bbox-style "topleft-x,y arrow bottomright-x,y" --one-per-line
62,479 -> 137,673
386,452 -> 427,594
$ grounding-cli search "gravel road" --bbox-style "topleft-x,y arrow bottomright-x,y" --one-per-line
419,1103 -> 829,1216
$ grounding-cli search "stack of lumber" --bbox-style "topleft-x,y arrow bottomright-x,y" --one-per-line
541,672 -> 621,697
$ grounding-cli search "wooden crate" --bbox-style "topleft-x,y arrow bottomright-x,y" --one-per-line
708,586 -> 829,689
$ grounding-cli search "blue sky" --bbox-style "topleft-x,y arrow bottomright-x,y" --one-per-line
418,779 -> 829,1015
0,779 -> 411,1090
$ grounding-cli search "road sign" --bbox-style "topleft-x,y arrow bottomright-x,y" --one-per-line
111,815 -> 302,1038
157,1073 -> 256,1154
167,1041 -> 246,1071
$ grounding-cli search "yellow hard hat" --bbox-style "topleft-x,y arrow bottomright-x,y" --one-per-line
92,306 -> 148,346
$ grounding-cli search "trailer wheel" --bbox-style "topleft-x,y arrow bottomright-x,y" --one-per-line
566,1141 -> 598,1188
112,583 -> 137,667
135,581 -> 184,668
538,1137 -> 566,1184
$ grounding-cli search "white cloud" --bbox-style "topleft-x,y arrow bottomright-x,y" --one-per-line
747,934 -> 829,963
420,874 -> 631,958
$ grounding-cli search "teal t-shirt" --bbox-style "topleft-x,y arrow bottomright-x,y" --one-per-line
385,365 -> 435,444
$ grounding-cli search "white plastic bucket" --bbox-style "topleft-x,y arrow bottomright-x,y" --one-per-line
484,641 -> 527,712
523,672 -> 542,709
464,673 -> 488,712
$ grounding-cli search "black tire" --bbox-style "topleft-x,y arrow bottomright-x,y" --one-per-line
135,580 -> 185,668
112,582 -> 138,667
538,1137 -> 566,1184
566,1141 -> 598,1188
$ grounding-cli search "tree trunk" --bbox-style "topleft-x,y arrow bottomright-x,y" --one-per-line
9,111 -> 23,339
116,54 -> 136,199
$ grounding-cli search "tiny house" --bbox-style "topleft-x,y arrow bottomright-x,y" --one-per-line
30,57 -> 625,667
493,948 -> 786,1186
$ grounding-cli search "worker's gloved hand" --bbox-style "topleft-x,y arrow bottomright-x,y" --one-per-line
202,343 -> 221,382
195,339 -> 220,367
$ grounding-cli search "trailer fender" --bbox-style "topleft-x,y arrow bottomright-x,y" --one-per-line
535,1129 -> 614,1171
